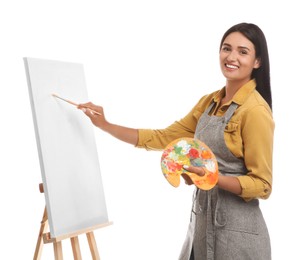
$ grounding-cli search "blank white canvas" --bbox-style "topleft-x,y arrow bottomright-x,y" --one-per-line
24,57 -> 109,238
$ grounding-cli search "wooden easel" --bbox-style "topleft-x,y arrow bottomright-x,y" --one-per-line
33,183 -> 112,260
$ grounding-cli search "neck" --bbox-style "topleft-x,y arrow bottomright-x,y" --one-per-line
223,79 -> 250,101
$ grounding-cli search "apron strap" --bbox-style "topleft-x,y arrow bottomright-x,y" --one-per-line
224,102 -> 238,123
204,102 -> 215,115
204,102 -> 238,122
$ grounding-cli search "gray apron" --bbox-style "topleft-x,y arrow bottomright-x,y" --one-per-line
179,102 -> 271,260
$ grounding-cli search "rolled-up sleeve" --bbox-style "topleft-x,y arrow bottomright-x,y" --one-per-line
237,105 -> 274,201
136,96 -> 210,150
137,119 -> 196,151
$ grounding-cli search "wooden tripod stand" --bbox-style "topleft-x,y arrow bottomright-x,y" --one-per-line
33,183 -> 112,260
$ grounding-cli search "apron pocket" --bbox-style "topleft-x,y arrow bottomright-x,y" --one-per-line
216,190 -> 261,235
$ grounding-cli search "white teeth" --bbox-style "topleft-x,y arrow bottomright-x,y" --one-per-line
226,64 -> 238,69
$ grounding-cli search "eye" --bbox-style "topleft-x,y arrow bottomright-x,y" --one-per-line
239,49 -> 248,55
221,46 -> 231,52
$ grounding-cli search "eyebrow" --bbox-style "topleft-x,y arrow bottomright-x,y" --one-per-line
222,43 -> 251,51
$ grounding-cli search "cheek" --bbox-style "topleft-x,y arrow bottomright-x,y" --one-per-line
240,58 -> 255,69
219,53 -> 225,65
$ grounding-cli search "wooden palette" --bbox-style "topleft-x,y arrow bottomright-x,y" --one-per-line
161,137 -> 218,190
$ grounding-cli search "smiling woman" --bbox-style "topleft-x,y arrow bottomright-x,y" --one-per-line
2,0 -> 301,258
78,22 -> 274,260
219,23 -> 271,110
220,32 -> 261,88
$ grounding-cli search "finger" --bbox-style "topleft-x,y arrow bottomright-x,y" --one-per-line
79,107 -> 94,118
78,102 -> 90,108
78,103 -> 102,115
181,173 -> 193,185
88,108 -> 99,116
78,102 -> 95,110
183,165 -> 206,176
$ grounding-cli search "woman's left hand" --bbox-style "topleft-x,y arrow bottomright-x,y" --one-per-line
183,165 -> 206,176
181,165 -> 206,185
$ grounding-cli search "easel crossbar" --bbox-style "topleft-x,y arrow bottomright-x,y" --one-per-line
43,222 -> 113,243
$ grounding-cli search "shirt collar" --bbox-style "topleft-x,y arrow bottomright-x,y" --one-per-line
212,79 -> 256,105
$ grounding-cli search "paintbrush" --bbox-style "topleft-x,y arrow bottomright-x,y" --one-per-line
52,93 -> 102,116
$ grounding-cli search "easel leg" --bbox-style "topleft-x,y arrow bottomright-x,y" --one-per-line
71,236 -> 82,260
86,232 -> 100,260
33,206 -> 48,260
35,183 -> 108,259
53,241 -> 63,260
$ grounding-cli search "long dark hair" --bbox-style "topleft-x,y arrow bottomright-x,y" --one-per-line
219,23 -> 272,110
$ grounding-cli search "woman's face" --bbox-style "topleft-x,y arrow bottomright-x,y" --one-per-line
219,32 -> 260,85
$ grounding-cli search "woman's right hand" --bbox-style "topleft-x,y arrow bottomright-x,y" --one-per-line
78,102 -> 108,130
78,102 -> 139,145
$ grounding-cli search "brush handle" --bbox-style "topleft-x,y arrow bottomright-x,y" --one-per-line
52,94 -> 78,106
52,93 -> 102,115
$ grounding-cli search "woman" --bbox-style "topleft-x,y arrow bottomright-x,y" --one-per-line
78,22 -> 274,260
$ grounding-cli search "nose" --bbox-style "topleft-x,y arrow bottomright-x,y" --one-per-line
226,50 -> 238,61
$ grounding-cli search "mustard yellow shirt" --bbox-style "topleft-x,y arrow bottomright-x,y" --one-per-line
137,80 -> 274,201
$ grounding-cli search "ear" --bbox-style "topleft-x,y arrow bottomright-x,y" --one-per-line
253,58 -> 261,69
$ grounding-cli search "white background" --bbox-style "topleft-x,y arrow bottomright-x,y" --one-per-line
0,1 -> 299,259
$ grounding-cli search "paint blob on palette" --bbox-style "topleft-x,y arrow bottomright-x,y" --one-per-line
161,137 -> 218,190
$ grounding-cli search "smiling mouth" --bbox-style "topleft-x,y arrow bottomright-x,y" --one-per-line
225,63 -> 239,69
